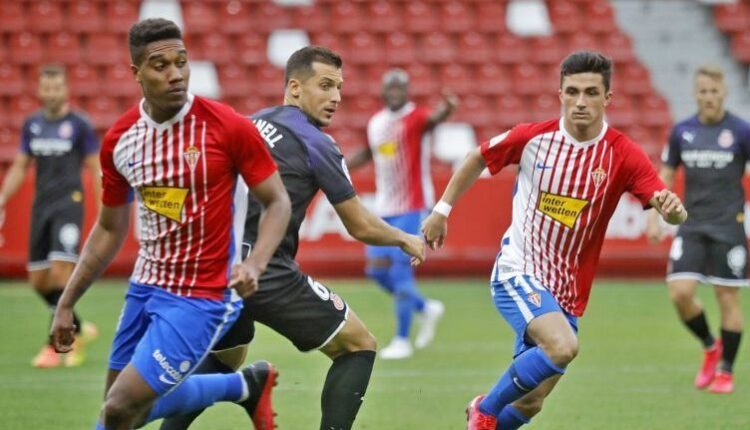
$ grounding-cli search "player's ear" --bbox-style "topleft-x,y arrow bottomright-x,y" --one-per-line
131,64 -> 141,84
288,79 -> 301,98
604,90 -> 613,107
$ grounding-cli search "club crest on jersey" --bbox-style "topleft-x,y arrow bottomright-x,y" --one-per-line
58,121 -> 73,139
184,145 -> 201,171
718,129 -> 734,148
537,192 -> 589,229
527,292 -> 542,308
591,167 -> 607,187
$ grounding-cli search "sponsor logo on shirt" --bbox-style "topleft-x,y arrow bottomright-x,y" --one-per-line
29,138 -> 73,155
537,192 -> 589,229
140,186 -> 189,222
376,141 -> 398,157
681,150 -> 734,169
152,349 -> 186,385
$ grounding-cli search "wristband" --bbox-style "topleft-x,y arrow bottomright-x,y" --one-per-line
433,201 -> 452,217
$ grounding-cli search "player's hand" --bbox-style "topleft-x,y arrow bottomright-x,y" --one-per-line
400,233 -> 426,266
645,217 -> 663,244
421,212 -> 448,250
50,306 -> 77,353
653,190 -> 686,223
229,261 -> 261,298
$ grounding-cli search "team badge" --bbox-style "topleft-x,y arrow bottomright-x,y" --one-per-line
58,121 -> 73,139
527,292 -> 542,308
591,167 -> 607,187
184,145 -> 201,171
331,293 -> 345,311
718,129 -> 734,148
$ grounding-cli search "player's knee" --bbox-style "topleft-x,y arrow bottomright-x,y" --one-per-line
102,395 -> 138,424
668,287 -> 693,306
543,337 -> 578,366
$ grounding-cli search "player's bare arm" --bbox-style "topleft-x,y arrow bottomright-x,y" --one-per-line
51,204 -> 131,352
344,146 -> 372,171
230,172 -> 291,298
0,152 -> 32,211
334,196 -> 426,265
83,153 -> 103,209
651,189 -> 688,225
646,166 -> 677,243
426,90 -> 459,130
422,147 -> 486,250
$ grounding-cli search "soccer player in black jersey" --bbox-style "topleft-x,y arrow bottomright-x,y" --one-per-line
647,65 -> 750,394
0,65 -> 100,368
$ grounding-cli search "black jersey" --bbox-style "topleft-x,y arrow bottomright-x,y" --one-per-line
20,110 -> 99,209
244,106 -> 356,285
663,112 -> 750,233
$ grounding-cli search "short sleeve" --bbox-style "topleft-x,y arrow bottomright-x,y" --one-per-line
308,135 -> 357,205
78,115 -> 100,155
479,125 -> 529,174
100,131 -> 132,207
625,139 -> 666,208
227,115 -> 278,187
661,126 -> 682,168
20,120 -> 32,155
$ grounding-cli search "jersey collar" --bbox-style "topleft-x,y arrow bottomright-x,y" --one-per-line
559,117 -> 608,147
139,93 -> 195,131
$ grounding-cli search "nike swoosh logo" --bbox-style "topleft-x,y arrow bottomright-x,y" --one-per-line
536,163 -> 552,170
158,374 -> 177,385
127,161 -> 141,167
512,376 -> 530,392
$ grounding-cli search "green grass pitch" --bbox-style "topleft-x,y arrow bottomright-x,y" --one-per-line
1,279 -> 748,429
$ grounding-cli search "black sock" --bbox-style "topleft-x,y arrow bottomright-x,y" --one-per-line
42,290 -> 82,343
158,353 -> 234,430
320,350 -> 376,430
720,329 -> 742,373
683,312 -> 714,348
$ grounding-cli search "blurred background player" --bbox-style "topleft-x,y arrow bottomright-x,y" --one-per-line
647,65 -> 749,394
0,64 -> 100,368
160,46 -> 426,430
423,51 -> 687,430
347,69 -> 458,359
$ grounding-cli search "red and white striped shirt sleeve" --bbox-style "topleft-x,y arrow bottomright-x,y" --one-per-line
480,124 -> 531,174
100,129 -> 131,207
623,137 -> 666,208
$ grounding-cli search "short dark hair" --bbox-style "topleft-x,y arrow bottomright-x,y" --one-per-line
285,45 -> 343,85
39,64 -> 66,81
560,51 -> 612,92
128,18 -> 183,65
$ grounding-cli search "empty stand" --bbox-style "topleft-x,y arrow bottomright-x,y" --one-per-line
68,1 -> 104,34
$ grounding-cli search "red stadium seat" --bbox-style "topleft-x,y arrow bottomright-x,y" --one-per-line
217,64 -> 254,99
235,33 -> 267,66
348,32 -> 385,65
102,64 -> 140,98
529,94 -> 561,122
606,95 -> 636,129
620,63 -> 652,96
457,32 -> 492,64
495,95 -> 530,129
329,2 -> 366,34
494,34 -> 529,66
45,32 -> 83,64
292,6 -> 328,34
600,32 -> 635,64
0,65 -> 26,97
0,127 -> 19,161
86,34 -> 128,66
29,1 -> 64,34
367,1 -> 402,33
218,0 -> 252,35
453,95 -> 492,127
105,0 -> 140,34
419,32 -> 456,64
528,37 -> 566,65
339,65 -> 369,98
310,33 -> 345,57
10,95 -> 39,129
225,96 -> 270,117
730,31 -> 750,63
714,3 -> 750,34
9,32 -> 43,65
68,64 -> 101,97
405,63 -> 437,96
475,64 -> 511,96
384,32 -> 417,65
440,1 -> 474,33
347,96 -> 380,129
548,1 -> 584,35
438,64 -> 475,96
252,3 -> 292,33
198,33 -> 232,65
255,66 -> 286,99
511,64 -> 546,96
638,96 -> 672,128
0,2 -> 26,33
182,2 -> 219,36
585,1 -> 618,35
475,2 -> 506,34
403,1 -> 439,34
566,32 -> 601,53
68,1 -> 104,34
85,97 -> 121,132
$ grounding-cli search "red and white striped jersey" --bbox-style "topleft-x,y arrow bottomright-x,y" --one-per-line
100,94 -> 277,300
367,102 -> 434,217
482,119 -> 665,316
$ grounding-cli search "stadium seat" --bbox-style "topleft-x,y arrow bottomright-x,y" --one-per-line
439,1 -> 474,33
384,32 -> 417,65
252,3 -> 292,33
0,2 -> 26,33
218,0 -> 252,35
600,32 -> 635,64
511,63 -> 549,96
86,34 -> 128,66
457,32 -> 492,64
453,95 -> 493,127
236,33 -> 267,66
347,96 -> 380,128
102,64 -> 139,98
84,97 -> 120,132
506,0 -> 553,37
638,96 -> 672,128
29,1 -> 64,34
403,1 -> 439,34
548,1 -> 584,35
528,36 -> 566,65
329,2 -> 366,34
339,65 -> 369,98
529,93 -> 561,122
475,2 -> 506,34
347,32 -> 385,65
198,33 -> 232,65
9,32 -> 43,65
438,64 -> 475,96
182,2 -> 219,35
584,1 -> 618,35
433,122 -> 477,167
225,96 -> 272,117
0,65 -> 26,97
605,95 -> 637,129
310,33 -> 345,57
620,63 -> 652,96
68,1 -> 104,34
367,1 -> 402,33
714,3 -> 750,34
267,29 -> 310,68
419,32 -> 456,64
10,95 -> 38,129
495,95 -> 532,129
188,61 -> 221,99
45,32 -> 83,65
106,0 -> 140,34
255,66 -> 287,98
566,32 -> 601,52
494,34 -> 529,65
0,127 -> 18,162
404,63 -> 437,97
217,64 -> 253,99
730,31 -> 750,63
475,63 -> 511,96
292,6 -> 328,33
67,64 -> 101,98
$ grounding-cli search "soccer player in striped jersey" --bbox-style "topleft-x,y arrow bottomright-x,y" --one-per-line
347,69 -> 458,359
50,19 -> 291,430
422,51 -> 688,429
646,65 -> 750,394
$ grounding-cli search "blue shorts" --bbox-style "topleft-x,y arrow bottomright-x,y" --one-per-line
366,210 -> 423,263
491,274 -> 578,357
108,282 -> 240,395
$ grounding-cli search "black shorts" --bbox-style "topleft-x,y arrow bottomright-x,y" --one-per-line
214,272 -> 349,352
28,202 -> 83,271
667,227 -> 749,287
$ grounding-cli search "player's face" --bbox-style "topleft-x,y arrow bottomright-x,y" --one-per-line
559,72 -> 611,132
382,82 -> 409,111
132,39 -> 190,119
38,75 -> 68,114
293,62 -> 343,127
694,74 -> 726,122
